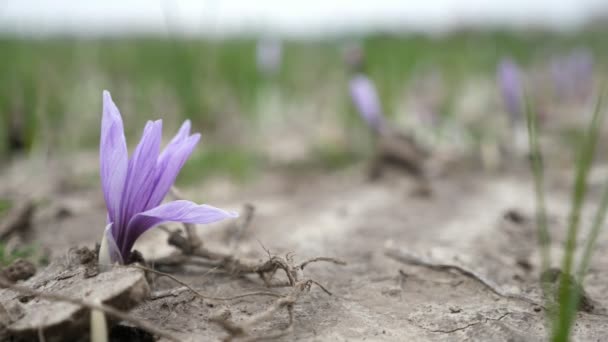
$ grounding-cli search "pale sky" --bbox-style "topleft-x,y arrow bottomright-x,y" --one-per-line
1,0 -> 607,38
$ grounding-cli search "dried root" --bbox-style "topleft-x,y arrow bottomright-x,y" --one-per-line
148,196 -> 346,341
208,262 -> 340,342
385,247 -> 540,307
386,247 -> 608,316
154,229 -> 345,341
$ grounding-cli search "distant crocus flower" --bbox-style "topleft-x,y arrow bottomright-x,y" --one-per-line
98,90 -> 237,265
256,38 -> 283,75
349,73 -> 387,135
551,49 -> 594,101
497,58 -> 524,124
570,49 -> 593,84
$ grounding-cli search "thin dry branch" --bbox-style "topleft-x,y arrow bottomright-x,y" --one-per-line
126,264 -> 281,302
299,257 -> 347,270
161,233 -> 344,340
0,278 -> 180,342
162,229 -> 346,282
210,279 -> 327,342
149,286 -> 189,300
385,247 -> 540,307
148,211 -> 345,341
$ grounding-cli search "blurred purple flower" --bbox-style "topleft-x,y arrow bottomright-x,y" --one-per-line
349,73 -> 386,134
497,58 -> 524,123
256,38 -> 283,75
551,49 -> 594,100
98,90 -> 237,265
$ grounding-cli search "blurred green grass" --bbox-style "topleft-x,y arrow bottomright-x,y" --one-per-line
1,29 -> 607,182
0,198 -> 46,265
177,145 -> 260,185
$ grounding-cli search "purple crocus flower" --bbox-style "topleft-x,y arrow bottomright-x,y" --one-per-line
349,73 -> 387,135
98,90 -> 237,265
569,49 -> 593,84
551,49 -> 594,101
497,58 -> 524,124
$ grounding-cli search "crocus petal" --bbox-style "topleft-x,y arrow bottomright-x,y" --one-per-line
118,120 -> 163,244
145,133 -> 201,210
100,91 -> 128,228
349,74 -> 386,134
98,223 -> 124,266
497,59 -> 523,123
122,200 -> 238,257
164,120 -> 192,150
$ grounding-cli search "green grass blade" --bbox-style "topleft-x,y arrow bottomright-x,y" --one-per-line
524,93 -> 551,283
577,175 -> 608,281
552,90 -> 606,342
576,86 -> 608,282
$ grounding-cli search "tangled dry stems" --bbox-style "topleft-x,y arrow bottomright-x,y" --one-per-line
149,201 -> 346,341
156,228 -> 345,341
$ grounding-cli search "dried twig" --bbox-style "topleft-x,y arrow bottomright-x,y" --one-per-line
199,249 -> 344,341
161,229 -> 346,282
149,286 -> 280,301
299,257 -> 347,270
148,210 -> 345,341
0,278 -> 180,342
210,279 -> 328,342
149,286 -> 189,300
162,234 -> 345,340
125,264 -> 281,302
385,247 -> 540,306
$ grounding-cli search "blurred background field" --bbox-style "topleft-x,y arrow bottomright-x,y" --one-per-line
3,3 -> 608,341
3,28 -> 608,184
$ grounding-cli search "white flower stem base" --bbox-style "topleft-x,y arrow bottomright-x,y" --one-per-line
98,224 -> 123,271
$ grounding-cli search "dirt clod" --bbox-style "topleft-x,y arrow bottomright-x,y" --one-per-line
0,256 -> 150,341
1,259 -> 36,283
503,209 -> 527,224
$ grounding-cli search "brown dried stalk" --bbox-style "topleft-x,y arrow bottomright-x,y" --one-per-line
385,247 -> 540,306
127,264 -> 281,301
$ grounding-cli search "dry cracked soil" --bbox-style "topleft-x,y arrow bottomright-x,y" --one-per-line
2,155 -> 608,341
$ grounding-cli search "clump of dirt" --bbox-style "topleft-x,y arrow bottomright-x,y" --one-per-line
0,247 -> 149,341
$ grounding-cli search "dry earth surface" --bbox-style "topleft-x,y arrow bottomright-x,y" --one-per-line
2,154 -> 608,341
